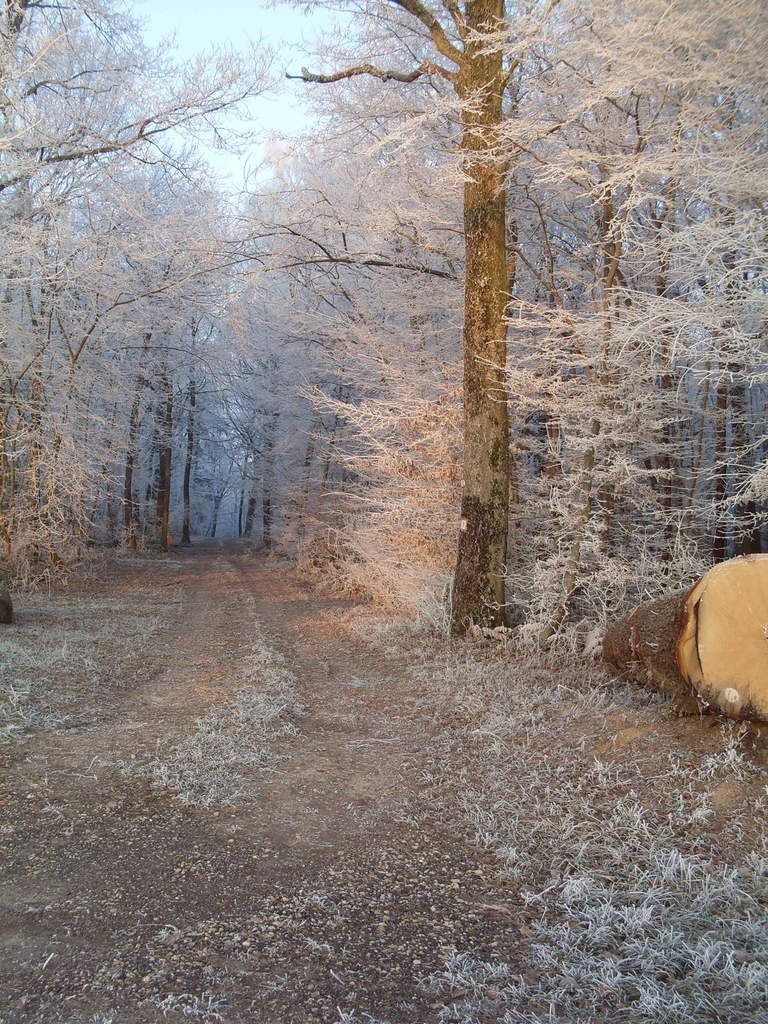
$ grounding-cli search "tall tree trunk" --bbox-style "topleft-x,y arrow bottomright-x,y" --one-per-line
123,334 -> 151,550
243,440 -> 260,536
244,491 -> 258,536
244,466 -> 257,538
25,374 -> 45,540
682,368 -> 712,543
320,413 -> 340,493
209,492 -> 223,538
297,424 -> 317,540
732,382 -> 763,556
123,383 -> 142,551
154,369 -> 173,551
712,218 -> 742,563
181,377 -> 195,545
712,378 -> 730,562
97,400 -> 119,543
450,0 -> 510,634
262,491 -> 273,550
651,200 -> 678,558
261,411 -> 279,550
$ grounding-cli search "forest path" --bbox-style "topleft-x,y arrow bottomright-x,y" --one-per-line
1,542 -> 520,1024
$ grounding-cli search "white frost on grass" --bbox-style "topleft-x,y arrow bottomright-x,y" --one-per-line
412,648 -> 768,1024
154,991 -> 226,1021
123,632 -> 304,807
0,595 -> 164,745
333,1012 -> 391,1024
432,845 -> 768,1023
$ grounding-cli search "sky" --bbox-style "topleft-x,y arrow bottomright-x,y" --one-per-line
133,0 -> 345,185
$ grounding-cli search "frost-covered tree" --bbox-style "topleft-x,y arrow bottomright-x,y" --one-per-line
261,0 -> 768,642
287,0 -> 566,633
0,0 -> 272,578
499,0 -> 768,641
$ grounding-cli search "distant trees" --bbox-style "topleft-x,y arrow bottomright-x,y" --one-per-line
0,0 -> 271,578
242,121 -> 462,606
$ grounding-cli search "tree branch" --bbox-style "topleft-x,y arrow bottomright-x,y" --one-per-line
288,62 -> 425,85
387,0 -> 463,65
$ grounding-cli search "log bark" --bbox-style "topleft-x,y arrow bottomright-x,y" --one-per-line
603,588 -> 693,699
603,554 -> 768,722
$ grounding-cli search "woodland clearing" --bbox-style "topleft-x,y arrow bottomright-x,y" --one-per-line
4,1 -> 768,1019
1,542 -> 766,1024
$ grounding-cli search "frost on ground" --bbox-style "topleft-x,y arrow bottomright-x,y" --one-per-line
0,592 -> 165,746
401,645 -> 768,1024
122,629 -> 304,806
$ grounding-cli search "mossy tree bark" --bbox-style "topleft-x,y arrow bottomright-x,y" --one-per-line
450,0 -> 510,634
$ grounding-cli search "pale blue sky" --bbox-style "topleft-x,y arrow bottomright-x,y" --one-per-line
133,0 -> 343,184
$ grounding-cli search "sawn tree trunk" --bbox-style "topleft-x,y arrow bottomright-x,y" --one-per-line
603,554 -> 768,722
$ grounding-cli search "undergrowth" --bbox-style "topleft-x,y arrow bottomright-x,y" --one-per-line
404,644 -> 768,1024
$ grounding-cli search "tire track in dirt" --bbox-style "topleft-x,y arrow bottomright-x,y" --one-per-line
0,542 -> 522,1024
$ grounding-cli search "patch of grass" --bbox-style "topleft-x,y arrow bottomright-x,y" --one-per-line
431,846 -> 768,1023
154,991 -> 226,1021
122,629 -> 304,806
407,647 -> 768,1023
332,1011 -> 391,1024
0,594 -> 165,745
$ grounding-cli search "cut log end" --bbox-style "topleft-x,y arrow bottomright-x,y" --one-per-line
603,554 -> 768,723
679,556 -> 768,720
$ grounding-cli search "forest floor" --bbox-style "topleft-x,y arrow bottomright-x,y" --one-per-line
1,541 -> 767,1024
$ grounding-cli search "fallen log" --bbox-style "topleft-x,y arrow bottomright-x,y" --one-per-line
0,586 -> 12,624
603,553 -> 768,722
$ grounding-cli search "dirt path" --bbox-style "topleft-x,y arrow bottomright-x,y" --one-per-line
1,543 -> 520,1024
